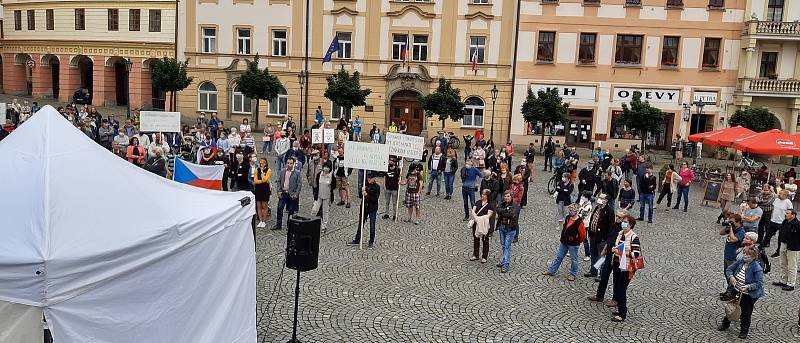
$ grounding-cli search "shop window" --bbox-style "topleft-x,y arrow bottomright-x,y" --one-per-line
610,110 -> 641,140
702,38 -> 721,70
537,31 -> 555,63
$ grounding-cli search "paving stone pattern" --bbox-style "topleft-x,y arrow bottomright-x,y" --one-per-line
253,160 -> 800,342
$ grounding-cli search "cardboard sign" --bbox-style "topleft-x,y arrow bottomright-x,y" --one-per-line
344,141 -> 389,172
324,129 -> 335,143
139,111 -> 181,132
312,129 -> 324,144
385,132 -> 424,160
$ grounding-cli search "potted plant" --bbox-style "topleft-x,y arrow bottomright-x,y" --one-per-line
715,147 -> 729,160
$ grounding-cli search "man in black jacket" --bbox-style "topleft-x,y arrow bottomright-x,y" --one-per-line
578,162 -> 597,196
588,209 -> 625,303
480,169 -> 503,205
775,209 -> 800,291
638,167 -> 658,223
143,147 -> 167,177
585,193 -> 615,277
595,172 -> 619,211
350,173 -> 381,249
543,137 -> 554,172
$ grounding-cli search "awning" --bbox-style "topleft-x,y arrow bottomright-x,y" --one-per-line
732,129 -> 800,156
702,126 -> 756,147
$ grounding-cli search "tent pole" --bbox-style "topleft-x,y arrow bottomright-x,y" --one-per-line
287,269 -> 301,343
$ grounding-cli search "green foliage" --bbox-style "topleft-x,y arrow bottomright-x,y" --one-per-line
417,78 -> 465,129
728,107 -> 780,133
236,55 -> 284,127
324,69 -> 372,113
151,57 -> 193,111
520,88 -> 569,149
619,91 -> 666,149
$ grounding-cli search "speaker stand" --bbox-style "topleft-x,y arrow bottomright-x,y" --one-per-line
287,269 -> 302,343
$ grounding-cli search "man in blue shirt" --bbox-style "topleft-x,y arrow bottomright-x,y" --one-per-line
720,214 -> 745,301
352,115 -> 363,141
460,160 -> 482,221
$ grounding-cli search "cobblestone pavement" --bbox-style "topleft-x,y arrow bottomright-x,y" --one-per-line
253,159 -> 800,342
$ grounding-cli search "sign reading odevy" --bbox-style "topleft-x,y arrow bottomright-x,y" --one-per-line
344,141 -> 389,172
385,132 -> 424,160
139,111 -> 181,132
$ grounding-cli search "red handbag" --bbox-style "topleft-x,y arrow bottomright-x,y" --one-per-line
632,256 -> 646,270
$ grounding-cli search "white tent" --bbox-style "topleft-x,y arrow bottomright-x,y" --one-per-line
0,106 -> 256,343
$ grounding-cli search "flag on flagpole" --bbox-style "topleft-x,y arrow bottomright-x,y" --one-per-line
471,49 -> 479,75
400,37 -> 409,67
173,158 -> 225,190
323,35 -> 340,63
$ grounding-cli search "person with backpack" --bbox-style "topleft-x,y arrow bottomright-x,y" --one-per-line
542,203 -> 587,281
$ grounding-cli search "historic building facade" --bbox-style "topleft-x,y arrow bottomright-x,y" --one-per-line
1,0 -> 176,109
734,0 -> 800,134
177,0 -> 516,139
510,0 -> 745,151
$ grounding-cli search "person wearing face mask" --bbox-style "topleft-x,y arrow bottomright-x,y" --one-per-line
426,146 -> 446,197
349,172 -> 381,249
233,152 -> 250,192
576,191 -> 593,261
443,148 -> 459,200
383,159 -> 400,220
717,246 -> 764,339
143,147 -> 167,177
578,162 -> 597,197
495,191 -> 520,273
543,203 -> 587,281
306,150 -> 322,201
228,128 -> 241,147
618,179 -> 635,215
584,193 -> 615,278
637,167 -> 657,224
334,147 -> 352,208
114,128 -> 130,151
253,158 -> 272,228
210,150 -> 231,191
274,131 -> 291,172
719,214 -> 746,301
461,160 -> 481,221
312,161 -> 336,232
588,210 -> 626,303
554,172 -> 574,226
604,215 -> 642,322
199,147 -> 216,165
273,157 -> 302,231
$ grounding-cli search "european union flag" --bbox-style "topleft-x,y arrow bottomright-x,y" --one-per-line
323,36 -> 340,63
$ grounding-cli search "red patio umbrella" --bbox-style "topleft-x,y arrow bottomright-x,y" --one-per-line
703,126 -> 756,147
688,127 -> 726,143
732,129 -> 800,156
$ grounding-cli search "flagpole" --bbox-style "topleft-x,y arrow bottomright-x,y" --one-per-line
303,0 -> 310,135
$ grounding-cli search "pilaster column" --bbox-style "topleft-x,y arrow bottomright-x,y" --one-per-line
91,55 -> 106,107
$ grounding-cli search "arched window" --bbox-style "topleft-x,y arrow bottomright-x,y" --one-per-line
198,82 -> 218,112
462,96 -> 484,127
269,88 -> 288,116
232,84 -> 252,114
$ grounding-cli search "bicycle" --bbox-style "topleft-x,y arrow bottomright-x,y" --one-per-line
736,156 -> 763,170
429,131 -> 461,149
547,167 -> 566,195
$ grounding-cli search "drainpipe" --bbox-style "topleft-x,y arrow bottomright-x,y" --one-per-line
506,0 -> 522,144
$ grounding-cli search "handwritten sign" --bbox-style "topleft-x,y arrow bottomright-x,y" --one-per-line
312,129 -> 324,144
344,141 -> 389,172
385,132 -> 424,160
139,111 -> 181,132
324,129 -> 335,143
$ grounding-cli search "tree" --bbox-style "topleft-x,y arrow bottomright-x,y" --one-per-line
236,55 -> 284,129
151,57 -> 193,111
729,107 -> 780,133
619,91 -> 666,150
324,68 -> 372,120
418,78 -> 465,131
520,88 -> 569,150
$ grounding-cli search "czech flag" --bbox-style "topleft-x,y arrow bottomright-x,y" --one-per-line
400,38 -> 408,67
471,49 -> 479,75
173,158 -> 225,190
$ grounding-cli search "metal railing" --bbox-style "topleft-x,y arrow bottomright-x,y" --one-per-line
745,21 -> 800,37
666,0 -> 683,8
739,78 -> 800,95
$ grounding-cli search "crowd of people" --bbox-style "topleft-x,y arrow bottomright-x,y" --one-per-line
6,102 -> 800,337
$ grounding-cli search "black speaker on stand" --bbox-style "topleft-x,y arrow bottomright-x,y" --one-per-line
285,215 -> 321,343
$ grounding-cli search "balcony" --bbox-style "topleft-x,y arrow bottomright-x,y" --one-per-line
738,78 -> 800,97
744,21 -> 800,40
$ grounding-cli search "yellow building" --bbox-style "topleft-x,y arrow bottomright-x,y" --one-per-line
735,0 -> 800,133
177,0 -> 516,140
1,0 -> 176,109
510,0 -> 745,151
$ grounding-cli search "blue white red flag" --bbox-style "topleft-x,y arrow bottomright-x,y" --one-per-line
173,158 -> 224,190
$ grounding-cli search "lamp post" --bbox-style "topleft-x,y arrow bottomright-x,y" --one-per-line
298,70 -> 306,129
490,84 -> 498,142
692,100 -> 705,165
125,58 -> 133,119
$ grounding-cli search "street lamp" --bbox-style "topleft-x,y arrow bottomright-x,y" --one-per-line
490,84 -> 498,141
298,70 -> 306,128
693,100 -> 705,134
125,58 -> 133,119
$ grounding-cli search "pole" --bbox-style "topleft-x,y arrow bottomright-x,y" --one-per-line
287,269 -> 301,343
394,159 -> 404,222
507,0 -> 522,144
302,0 -> 310,134
126,67 -> 131,119
359,170 -> 367,250
490,99 -> 496,142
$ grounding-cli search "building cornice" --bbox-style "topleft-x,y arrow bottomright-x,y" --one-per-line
464,11 -> 494,20
330,7 -> 359,16
386,5 -> 435,19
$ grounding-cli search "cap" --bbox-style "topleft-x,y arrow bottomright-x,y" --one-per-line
367,172 -> 377,179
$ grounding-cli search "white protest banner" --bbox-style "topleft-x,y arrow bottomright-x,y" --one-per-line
312,129 -> 324,144
324,129 -> 335,143
139,111 -> 181,132
0,103 -> 7,118
385,132 -> 424,160
344,141 -> 389,172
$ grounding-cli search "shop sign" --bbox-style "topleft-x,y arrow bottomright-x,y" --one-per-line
613,88 -> 680,104
531,84 -> 596,101
692,91 -> 718,105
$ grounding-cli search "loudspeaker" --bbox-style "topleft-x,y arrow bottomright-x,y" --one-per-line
286,215 -> 321,272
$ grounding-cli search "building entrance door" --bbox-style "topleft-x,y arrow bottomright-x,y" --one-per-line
390,90 -> 423,135
565,109 -> 593,148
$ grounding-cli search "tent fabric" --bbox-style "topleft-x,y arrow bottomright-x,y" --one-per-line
0,300 -> 43,343
701,126 -> 756,147
0,106 -> 257,343
732,129 -> 800,156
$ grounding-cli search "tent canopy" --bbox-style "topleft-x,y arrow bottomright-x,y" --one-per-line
701,126 -> 756,147
732,129 -> 800,156
0,106 -> 256,343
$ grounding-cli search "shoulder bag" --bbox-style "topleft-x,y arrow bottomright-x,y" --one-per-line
725,293 -> 742,321
467,203 -> 490,229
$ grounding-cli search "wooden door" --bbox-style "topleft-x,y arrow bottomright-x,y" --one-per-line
390,90 -> 423,135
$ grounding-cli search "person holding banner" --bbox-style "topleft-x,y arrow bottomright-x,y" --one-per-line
349,173 -> 381,249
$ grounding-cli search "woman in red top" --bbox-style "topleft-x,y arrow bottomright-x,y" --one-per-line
542,203 -> 587,281
126,137 -> 146,167
672,161 -> 695,212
